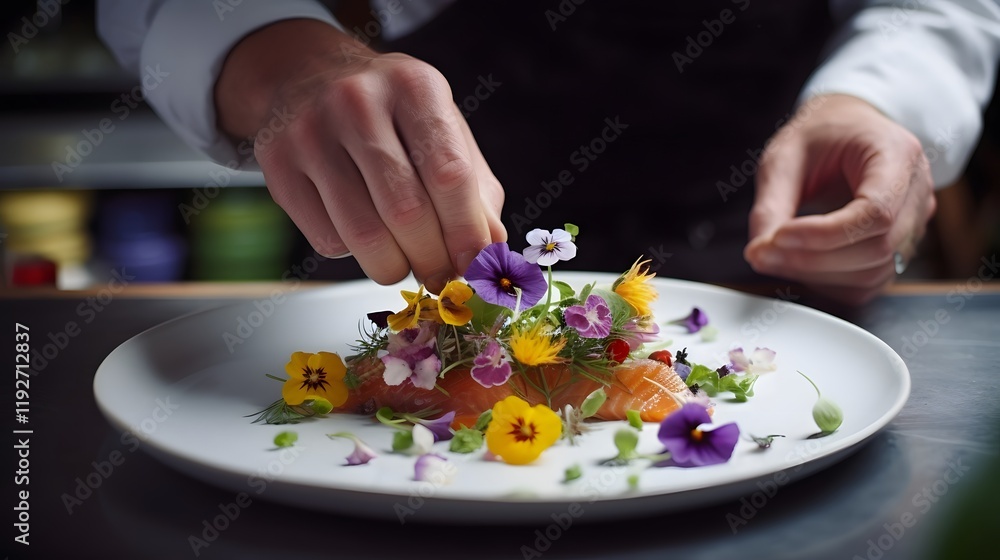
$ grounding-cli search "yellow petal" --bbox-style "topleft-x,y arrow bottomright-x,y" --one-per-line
315,352 -> 347,380
282,377 -> 308,406
485,396 -> 562,465
285,351 -> 311,379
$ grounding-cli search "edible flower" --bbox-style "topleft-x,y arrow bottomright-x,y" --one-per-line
381,322 -> 441,390
613,257 -> 657,317
414,453 -> 456,484
387,286 -> 439,331
670,307 -> 709,334
523,228 -> 577,266
394,423 -> 436,455
510,321 -> 567,366
563,294 -> 612,339
470,338 -> 513,387
486,396 -> 563,465
464,242 -> 547,310
621,315 -> 660,351
413,411 -> 456,442
282,351 -> 349,407
328,432 -> 379,466
437,281 -> 474,326
728,347 -> 777,375
657,402 -> 739,467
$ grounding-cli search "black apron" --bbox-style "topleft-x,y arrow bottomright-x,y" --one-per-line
383,0 -> 833,283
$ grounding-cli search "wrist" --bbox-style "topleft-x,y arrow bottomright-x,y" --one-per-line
214,18 -> 368,139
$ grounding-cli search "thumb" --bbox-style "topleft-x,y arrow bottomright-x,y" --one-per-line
747,142 -> 806,246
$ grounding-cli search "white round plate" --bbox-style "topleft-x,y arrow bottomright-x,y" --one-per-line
94,274 -> 908,523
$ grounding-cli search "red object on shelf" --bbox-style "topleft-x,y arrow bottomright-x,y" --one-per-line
10,257 -> 58,286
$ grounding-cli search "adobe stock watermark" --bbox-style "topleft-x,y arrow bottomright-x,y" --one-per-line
393,461 -> 459,523
52,64 -> 170,183
519,464 -> 629,559
672,0 -> 750,73
898,253 -> 997,358
187,444 -> 306,556
726,438 -> 825,534
878,0 -> 930,40
716,93 -> 830,203
544,0 -> 587,31
221,251 -> 329,353
509,116 -> 629,234
178,105 -> 294,224
61,396 -> 180,514
28,268 -> 136,375
7,0 -> 70,54
852,456 -> 970,560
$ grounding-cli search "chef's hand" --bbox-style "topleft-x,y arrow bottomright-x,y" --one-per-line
215,19 -> 506,293
744,94 -> 936,305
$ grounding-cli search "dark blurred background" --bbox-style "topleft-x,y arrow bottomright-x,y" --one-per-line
0,1 -> 997,289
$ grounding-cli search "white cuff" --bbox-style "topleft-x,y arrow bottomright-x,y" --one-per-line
139,0 -> 340,168
799,1 -> 1000,187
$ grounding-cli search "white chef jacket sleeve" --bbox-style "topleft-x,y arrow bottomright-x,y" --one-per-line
96,0 -> 341,167
801,0 -> 1000,186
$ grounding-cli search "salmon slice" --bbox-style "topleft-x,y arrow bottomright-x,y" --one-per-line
340,357 -> 694,423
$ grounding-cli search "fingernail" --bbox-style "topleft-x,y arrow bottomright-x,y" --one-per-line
758,249 -> 783,267
774,235 -> 802,249
427,272 -> 455,294
457,244 -> 486,275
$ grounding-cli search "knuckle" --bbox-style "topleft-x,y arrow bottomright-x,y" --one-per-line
391,61 -> 450,96
428,156 -> 474,193
384,193 -> 433,229
341,218 -> 392,254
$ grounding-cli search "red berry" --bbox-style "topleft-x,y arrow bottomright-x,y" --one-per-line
648,350 -> 672,367
606,339 -> 630,364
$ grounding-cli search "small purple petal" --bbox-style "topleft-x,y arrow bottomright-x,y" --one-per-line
414,453 -> 455,484
683,308 -> 709,334
465,243 -> 547,310
345,438 -> 379,466
414,411 -> 456,442
657,402 -> 740,467
728,347 -> 749,372
674,362 -> 692,381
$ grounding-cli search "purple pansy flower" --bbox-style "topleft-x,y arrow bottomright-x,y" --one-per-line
414,411 -> 456,442
464,243 -> 546,310
564,294 -> 613,339
670,307 -> 709,334
621,315 -> 660,351
728,347 -> 777,375
657,402 -> 740,467
470,339 -> 513,387
381,322 -> 441,390
674,362 -> 692,381
523,228 -> 577,266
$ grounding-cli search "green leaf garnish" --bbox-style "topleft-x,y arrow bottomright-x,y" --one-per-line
273,431 -> 298,448
473,410 -> 493,432
580,388 -> 607,418
564,464 -> 583,483
449,427 -> 484,453
798,370 -> 843,434
626,409 -> 643,430
392,431 -> 414,452
563,223 -> 579,239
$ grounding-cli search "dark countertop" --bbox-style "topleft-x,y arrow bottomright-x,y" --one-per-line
2,283 -> 998,560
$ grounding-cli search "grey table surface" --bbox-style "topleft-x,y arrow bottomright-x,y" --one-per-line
1,287 -> 998,560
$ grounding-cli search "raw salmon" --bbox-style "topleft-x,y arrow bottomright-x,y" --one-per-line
340,357 -> 694,423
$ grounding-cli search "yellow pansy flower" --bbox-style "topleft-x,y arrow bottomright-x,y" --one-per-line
282,351 -> 348,407
387,286 -> 439,331
437,281 -> 474,326
485,396 -> 562,465
509,322 -> 566,366
613,257 -> 658,316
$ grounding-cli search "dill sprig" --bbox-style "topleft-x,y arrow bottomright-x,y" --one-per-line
246,398 -> 318,425
347,320 -> 389,362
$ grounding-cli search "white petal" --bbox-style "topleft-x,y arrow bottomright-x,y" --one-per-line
550,229 -> 573,243
414,454 -> 456,484
411,424 -> 435,455
535,251 -> 559,266
523,245 -> 545,264
553,242 -> 577,261
750,347 -> 777,373
525,229 -> 550,246
381,357 -> 412,386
